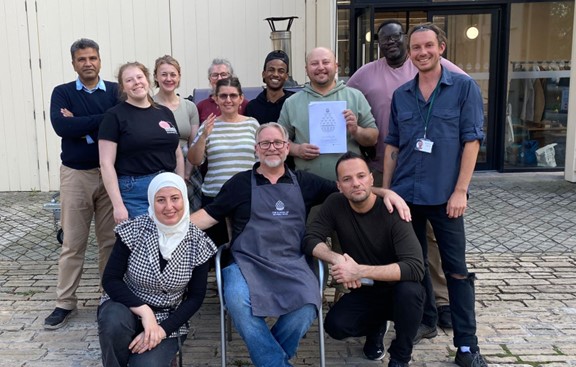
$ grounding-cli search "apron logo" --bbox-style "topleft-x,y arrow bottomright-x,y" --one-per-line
272,200 -> 289,216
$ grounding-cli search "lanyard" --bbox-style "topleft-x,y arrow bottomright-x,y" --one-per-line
416,78 -> 441,139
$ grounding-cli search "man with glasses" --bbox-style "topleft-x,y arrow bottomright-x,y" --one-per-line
190,123 -> 408,366
195,58 -> 249,122
384,23 -> 487,367
347,19 -> 466,335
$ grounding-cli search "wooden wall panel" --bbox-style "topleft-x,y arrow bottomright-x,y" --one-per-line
0,0 -> 40,190
34,0 -> 171,190
0,0 -> 329,191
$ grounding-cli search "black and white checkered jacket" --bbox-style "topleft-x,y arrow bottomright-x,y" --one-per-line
101,215 -> 216,338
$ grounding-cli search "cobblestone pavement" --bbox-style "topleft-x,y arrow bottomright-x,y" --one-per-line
0,172 -> 575,366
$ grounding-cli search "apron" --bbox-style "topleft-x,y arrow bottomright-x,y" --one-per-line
231,169 -> 321,317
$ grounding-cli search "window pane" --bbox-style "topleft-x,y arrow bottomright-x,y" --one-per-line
505,2 -> 573,169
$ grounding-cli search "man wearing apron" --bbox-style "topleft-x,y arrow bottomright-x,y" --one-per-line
190,123 -> 336,366
191,123 -> 410,367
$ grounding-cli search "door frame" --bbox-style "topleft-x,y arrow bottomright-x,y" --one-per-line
348,3 -> 510,171
427,7 -> 505,171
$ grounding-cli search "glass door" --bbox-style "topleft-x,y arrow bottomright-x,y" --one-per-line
429,10 -> 500,169
355,6 -> 373,75
346,7 -> 500,169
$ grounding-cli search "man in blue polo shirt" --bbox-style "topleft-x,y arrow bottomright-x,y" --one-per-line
45,38 -> 119,329
383,23 -> 487,367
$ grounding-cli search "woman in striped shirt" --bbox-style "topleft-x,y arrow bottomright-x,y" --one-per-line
188,77 -> 258,245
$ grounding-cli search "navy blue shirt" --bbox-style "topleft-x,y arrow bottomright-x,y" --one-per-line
245,89 -> 295,124
385,67 -> 484,205
50,80 -> 119,169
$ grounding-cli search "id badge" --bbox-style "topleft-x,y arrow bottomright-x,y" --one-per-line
414,138 -> 434,153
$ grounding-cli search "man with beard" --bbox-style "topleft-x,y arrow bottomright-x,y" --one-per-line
384,23 -> 487,367
191,123 -> 408,366
348,20 -> 464,332
279,47 -> 378,181
304,152 -> 424,367
245,50 -> 295,124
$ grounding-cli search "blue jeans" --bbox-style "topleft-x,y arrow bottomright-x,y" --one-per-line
222,263 -> 317,367
118,172 -> 161,218
409,203 -> 478,350
97,300 -> 186,367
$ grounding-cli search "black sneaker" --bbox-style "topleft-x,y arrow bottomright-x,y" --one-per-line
455,350 -> 488,367
388,358 -> 409,367
437,305 -> 453,329
44,307 -> 75,329
363,321 -> 389,360
413,323 -> 438,345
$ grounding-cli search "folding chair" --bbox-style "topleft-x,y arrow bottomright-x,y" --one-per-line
215,244 -> 326,367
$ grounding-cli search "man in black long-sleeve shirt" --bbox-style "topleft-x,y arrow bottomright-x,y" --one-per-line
303,152 -> 425,367
45,38 -> 119,329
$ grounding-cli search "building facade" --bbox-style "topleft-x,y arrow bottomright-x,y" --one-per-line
1,0 -> 575,191
0,0 -> 336,191
336,0 -> 576,178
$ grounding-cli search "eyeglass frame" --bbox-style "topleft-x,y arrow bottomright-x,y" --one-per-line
210,72 -> 231,80
216,93 -> 241,101
377,32 -> 404,43
256,140 -> 288,150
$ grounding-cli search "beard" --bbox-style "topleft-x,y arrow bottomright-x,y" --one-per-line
348,190 -> 370,203
263,155 -> 284,168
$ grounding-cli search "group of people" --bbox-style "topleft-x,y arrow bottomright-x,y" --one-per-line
45,19 -> 487,367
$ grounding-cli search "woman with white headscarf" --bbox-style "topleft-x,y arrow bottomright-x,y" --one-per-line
97,172 -> 216,367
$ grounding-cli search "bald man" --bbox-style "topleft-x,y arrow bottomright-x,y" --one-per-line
279,47 -> 378,181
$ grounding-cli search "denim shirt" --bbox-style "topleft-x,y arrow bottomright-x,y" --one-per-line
385,67 -> 484,205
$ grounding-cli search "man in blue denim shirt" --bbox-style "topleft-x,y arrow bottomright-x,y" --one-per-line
383,23 -> 487,367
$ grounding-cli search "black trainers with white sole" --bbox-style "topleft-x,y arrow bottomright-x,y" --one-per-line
363,321 -> 390,361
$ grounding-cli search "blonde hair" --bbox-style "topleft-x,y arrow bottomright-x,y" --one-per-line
117,61 -> 155,105
153,55 -> 182,88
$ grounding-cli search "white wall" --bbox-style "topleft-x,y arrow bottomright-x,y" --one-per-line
171,0 -> 309,93
0,0 -> 41,190
0,0 -> 334,191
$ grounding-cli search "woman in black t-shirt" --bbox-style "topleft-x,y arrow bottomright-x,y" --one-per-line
99,61 -> 185,224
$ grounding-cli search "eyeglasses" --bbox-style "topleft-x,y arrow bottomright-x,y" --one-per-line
379,33 -> 403,43
210,72 -> 231,79
217,93 -> 240,101
257,140 -> 287,150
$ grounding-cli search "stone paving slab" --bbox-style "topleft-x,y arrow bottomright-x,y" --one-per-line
0,172 -> 575,366
2,254 -> 576,366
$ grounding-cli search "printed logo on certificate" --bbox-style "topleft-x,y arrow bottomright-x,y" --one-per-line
309,101 -> 347,154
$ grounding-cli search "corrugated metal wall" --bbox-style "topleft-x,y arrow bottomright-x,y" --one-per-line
0,0 -> 331,191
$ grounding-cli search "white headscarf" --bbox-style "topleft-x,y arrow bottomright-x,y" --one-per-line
147,173 -> 190,260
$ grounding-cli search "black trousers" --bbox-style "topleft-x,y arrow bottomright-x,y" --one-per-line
325,281 -> 424,363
